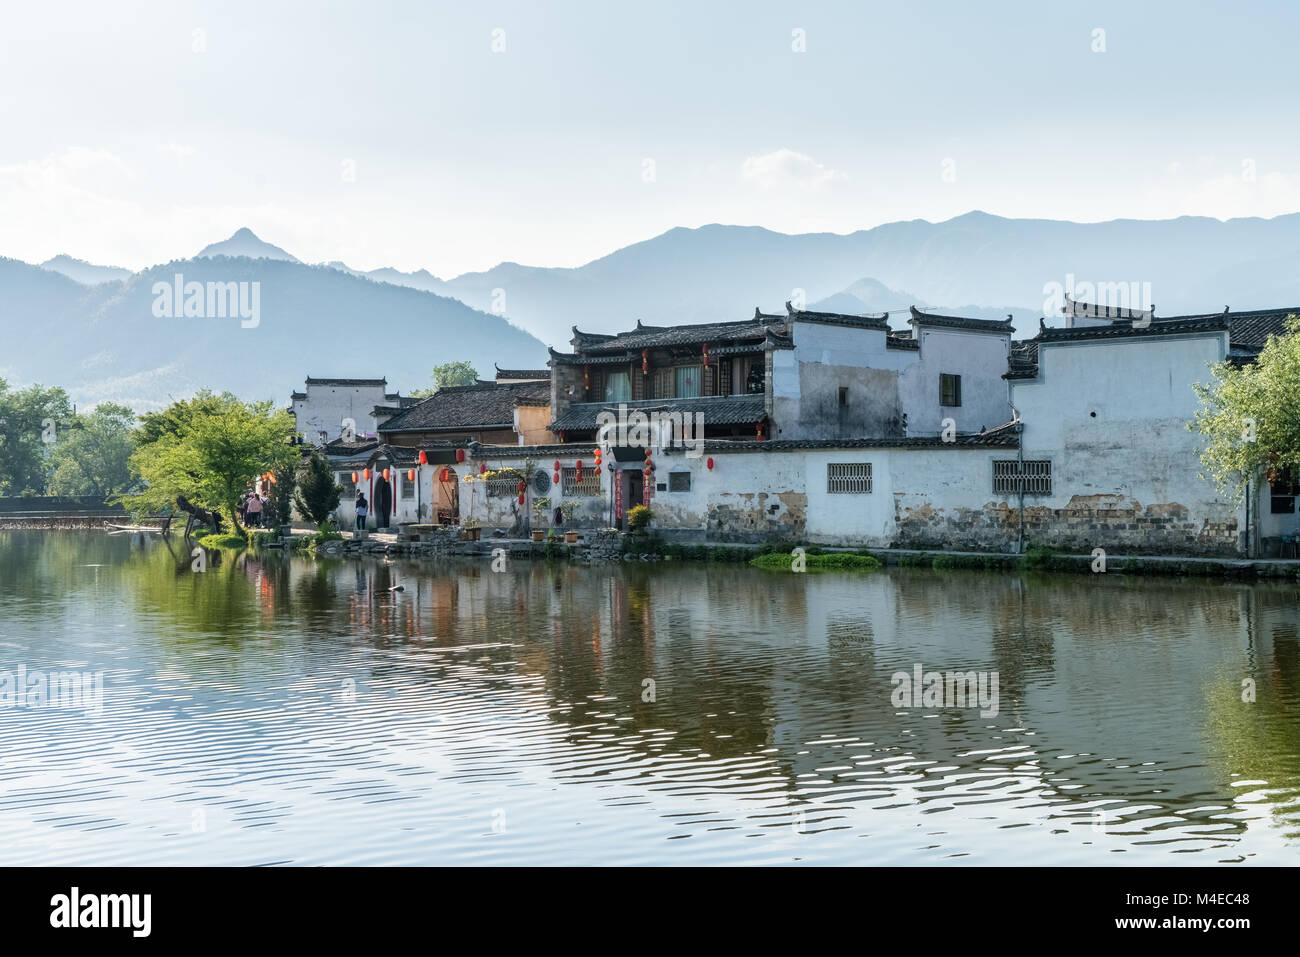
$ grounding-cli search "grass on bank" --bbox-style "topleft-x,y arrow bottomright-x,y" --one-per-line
196,531 -> 249,550
750,551 -> 882,572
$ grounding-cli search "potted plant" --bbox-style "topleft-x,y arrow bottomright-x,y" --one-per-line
463,517 -> 481,542
531,496 -> 550,542
560,500 -> 580,543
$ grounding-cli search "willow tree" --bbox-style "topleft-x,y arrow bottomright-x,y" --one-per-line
1191,315 -> 1300,496
122,392 -> 299,533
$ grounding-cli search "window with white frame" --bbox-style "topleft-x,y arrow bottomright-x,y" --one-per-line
992,459 -> 1052,495
827,462 -> 872,494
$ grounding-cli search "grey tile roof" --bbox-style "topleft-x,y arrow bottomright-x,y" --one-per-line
304,377 -> 388,387
1156,305 -> 1299,349
570,316 -> 787,354
494,366 -> 550,380
1036,315 -> 1230,343
378,381 -> 550,433
550,394 -> 767,432
909,306 -> 1016,333
473,425 -> 1019,457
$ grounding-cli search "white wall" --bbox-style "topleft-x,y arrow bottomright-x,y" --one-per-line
899,326 -> 1012,436
1010,330 -> 1245,553
293,383 -> 390,443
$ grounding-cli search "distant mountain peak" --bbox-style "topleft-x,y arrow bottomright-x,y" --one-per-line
38,254 -> 131,286
197,228 -> 299,262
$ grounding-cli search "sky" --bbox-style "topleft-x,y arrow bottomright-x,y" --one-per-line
2,0 -> 1299,277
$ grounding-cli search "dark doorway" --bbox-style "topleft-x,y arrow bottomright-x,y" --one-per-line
628,470 -> 644,510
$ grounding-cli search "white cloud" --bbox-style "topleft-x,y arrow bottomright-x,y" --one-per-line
161,141 -> 196,160
740,149 -> 846,191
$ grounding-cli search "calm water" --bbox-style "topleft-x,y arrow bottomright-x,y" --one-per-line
1,530 -> 1298,865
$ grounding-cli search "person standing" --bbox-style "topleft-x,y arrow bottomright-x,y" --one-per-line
245,491 -> 263,529
373,472 -> 392,529
355,492 -> 368,531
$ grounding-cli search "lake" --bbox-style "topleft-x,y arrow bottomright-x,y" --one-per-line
0,530 -> 1297,865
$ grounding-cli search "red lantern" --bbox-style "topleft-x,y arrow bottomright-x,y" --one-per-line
645,459 -> 653,470
641,349 -> 648,375
517,494 -> 525,505
595,466 -> 601,476
456,449 -> 466,463
517,480 -> 525,494
592,447 -> 601,458
363,469 -> 371,481
644,446 -> 652,459
706,457 -> 714,471
576,460 -> 583,470
440,467 -> 450,483
351,471 -> 358,483
418,450 -> 428,465
553,472 -> 560,484
479,462 -> 487,475
407,469 -> 416,482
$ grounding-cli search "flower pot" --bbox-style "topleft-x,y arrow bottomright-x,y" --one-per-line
531,530 -> 545,542
564,531 -> 580,544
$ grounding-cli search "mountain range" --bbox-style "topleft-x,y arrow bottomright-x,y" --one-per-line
12,210 -> 1300,409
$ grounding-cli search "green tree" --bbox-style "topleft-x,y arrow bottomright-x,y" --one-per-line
121,392 -> 299,533
409,360 -> 481,397
1191,314 -> 1300,496
293,452 -> 341,525
48,402 -> 137,497
0,379 -> 74,495
266,460 -> 300,528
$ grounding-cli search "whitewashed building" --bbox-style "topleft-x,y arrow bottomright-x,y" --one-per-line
289,377 -> 409,444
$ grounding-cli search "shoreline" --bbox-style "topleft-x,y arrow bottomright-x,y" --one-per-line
11,523 -> 1300,579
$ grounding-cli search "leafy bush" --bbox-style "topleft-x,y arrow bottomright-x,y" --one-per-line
627,505 -> 653,532
312,520 -> 343,545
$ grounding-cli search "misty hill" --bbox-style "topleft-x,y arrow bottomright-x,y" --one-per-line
0,255 -> 547,411
198,227 -> 299,262
40,254 -> 132,286
430,211 -> 1300,345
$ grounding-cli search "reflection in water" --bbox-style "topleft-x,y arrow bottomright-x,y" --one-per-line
0,530 -> 1297,864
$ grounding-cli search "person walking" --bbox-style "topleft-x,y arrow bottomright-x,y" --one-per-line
245,491 -> 263,529
355,492 -> 369,531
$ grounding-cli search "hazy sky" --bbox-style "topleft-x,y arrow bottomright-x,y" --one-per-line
2,0 -> 1298,277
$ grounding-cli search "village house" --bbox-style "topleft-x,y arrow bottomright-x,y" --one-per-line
998,303 -> 1300,557
319,372 -> 554,529
289,376 -> 413,444
547,303 -> 1015,444
299,301 -> 1299,555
